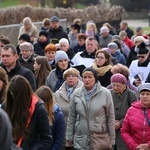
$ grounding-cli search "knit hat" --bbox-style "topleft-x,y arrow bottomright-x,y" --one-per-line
63,68 -> 80,79
19,34 -> 30,42
71,24 -> 80,33
111,73 -> 127,84
134,36 -> 145,44
39,30 -> 49,38
55,50 -> 69,64
108,42 -> 118,50
138,42 -> 149,54
112,35 -> 121,41
19,42 -> 34,51
100,26 -> 109,34
50,16 -> 59,22
136,27 -> 142,31
82,67 -> 98,81
59,38 -> 69,45
138,83 -> 150,93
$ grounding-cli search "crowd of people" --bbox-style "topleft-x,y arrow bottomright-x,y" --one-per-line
0,15 -> 150,150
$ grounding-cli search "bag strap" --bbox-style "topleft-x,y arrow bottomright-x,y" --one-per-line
143,108 -> 150,127
127,90 -> 131,107
17,95 -> 39,147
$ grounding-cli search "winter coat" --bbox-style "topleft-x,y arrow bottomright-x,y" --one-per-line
73,44 -> 85,54
18,24 -> 39,44
112,50 -> 126,65
68,32 -> 78,49
33,38 -> 50,56
123,36 -> 134,49
99,34 -> 112,48
146,72 -> 150,83
18,54 -> 36,73
21,99 -> 53,150
66,48 -> 75,60
50,104 -> 65,150
48,26 -> 68,40
121,101 -> 150,150
110,88 -> 138,150
66,82 -> 115,150
54,80 -> 83,124
1,60 -> 36,91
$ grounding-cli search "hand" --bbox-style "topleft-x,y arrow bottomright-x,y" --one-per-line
136,144 -> 150,150
134,79 -> 141,86
115,120 -> 121,130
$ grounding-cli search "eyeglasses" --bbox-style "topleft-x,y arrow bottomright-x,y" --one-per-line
96,56 -> 105,59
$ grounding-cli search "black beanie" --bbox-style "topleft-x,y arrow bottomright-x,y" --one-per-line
138,42 -> 149,54
82,67 -> 98,81
19,34 -> 30,42
39,30 -> 49,38
71,24 -> 80,33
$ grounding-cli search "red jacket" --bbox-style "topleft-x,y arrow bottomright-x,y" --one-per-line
123,37 -> 134,49
121,101 -> 150,150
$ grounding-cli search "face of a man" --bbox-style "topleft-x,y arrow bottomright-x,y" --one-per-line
85,39 -> 97,54
1,48 -> 18,68
137,52 -> 149,64
120,23 -> 126,30
50,21 -> 60,29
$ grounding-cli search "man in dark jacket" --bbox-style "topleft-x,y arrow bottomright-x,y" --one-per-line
1,44 -> 36,91
48,16 -> 68,41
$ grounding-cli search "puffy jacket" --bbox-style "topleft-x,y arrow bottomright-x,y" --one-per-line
121,101 -> 150,150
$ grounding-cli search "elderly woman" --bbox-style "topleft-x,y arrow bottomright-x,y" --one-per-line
45,50 -> 70,92
110,73 -> 138,150
66,67 -> 115,150
54,68 -> 83,124
0,68 -> 8,105
18,17 -> 39,44
121,83 -> 150,150
92,49 -> 113,87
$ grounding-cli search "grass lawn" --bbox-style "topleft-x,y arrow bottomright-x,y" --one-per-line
0,0 -> 20,8
130,26 -> 150,35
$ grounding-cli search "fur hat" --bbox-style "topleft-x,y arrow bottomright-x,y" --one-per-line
100,26 -> 109,34
111,73 -> 127,84
19,42 -> 34,51
39,30 -> 49,38
19,34 -> 30,42
82,67 -> 98,81
138,83 -> 150,93
107,42 -> 118,50
55,50 -> 69,64
63,68 -> 80,79
134,36 -> 145,44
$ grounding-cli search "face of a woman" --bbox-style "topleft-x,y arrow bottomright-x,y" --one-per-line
39,35 -> 47,42
57,59 -> 68,70
59,44 -> 69,52
33,61 -> 41,71
111,82 -> 126,94
45,51 -> 56,61
140,91 -> 150,107
95,53 -> 107,67
82,71 -> 96,91
65,74 -> 79,87
87,25 -> 94,32
0,80 -> 4,91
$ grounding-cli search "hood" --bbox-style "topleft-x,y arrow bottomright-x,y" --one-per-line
131,100 -> 142,109
0,108 -> 13,150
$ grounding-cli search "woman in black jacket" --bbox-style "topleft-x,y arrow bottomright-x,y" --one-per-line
5,75 -> 52,150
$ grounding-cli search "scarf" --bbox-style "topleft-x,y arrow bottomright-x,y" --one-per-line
83,82 -> 98,101
92,61 -> 112,76
66,82 -> 78,99
85,31 -> 94,37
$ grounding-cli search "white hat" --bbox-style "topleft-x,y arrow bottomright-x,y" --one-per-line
100,26 -> 109,34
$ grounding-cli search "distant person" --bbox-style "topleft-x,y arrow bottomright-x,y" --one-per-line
48,16 -> 68,41
18,17 -> 39,44
1,44 -> 36,91
41,18 -> 51,31
103,22 -> 116,35
117,20 -> 134,39
99,26 -> 112,48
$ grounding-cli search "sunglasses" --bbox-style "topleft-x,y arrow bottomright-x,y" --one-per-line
137,55 -> 145,58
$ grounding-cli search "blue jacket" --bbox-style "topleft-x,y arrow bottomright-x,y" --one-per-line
50,104 -> 65,150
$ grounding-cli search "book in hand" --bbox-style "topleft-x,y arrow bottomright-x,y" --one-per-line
134,73 -> 143,81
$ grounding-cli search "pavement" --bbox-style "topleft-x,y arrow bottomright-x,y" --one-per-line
124,19 -> 150,27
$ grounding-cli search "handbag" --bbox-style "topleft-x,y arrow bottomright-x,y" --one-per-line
90,131 -> 112,150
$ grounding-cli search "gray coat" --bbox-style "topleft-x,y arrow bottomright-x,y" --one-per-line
54,80 -> 83,125
110,88 -> 138,150
66,82 -> 115,150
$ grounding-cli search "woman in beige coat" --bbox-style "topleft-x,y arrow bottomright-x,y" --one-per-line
54,68 -> 83,124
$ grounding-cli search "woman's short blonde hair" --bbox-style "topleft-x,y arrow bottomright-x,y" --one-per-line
63,68 -> 80,79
